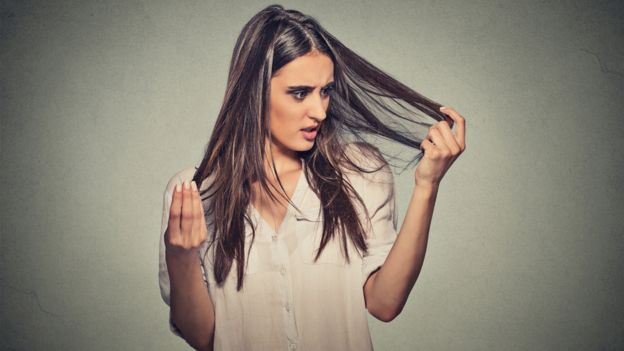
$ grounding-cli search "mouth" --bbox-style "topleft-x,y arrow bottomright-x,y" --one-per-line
301,126 -> 318,132
300,125 -> 319,141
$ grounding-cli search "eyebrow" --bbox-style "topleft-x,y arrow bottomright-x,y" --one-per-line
286,81 -> 335,91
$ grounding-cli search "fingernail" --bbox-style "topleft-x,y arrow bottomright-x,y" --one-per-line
440,106 -> 447,110
184,181 -> 190,190
191,181 -> 198,192
175,182 -> 181,192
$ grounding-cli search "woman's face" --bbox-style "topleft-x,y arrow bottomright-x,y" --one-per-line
267,51 -> 335,158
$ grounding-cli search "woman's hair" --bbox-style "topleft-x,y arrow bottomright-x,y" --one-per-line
192,4 -> 448,291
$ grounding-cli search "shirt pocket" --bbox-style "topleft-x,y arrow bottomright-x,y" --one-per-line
297,212 -> 348,267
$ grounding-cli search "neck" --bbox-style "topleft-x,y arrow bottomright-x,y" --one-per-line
263,140 -> 301,176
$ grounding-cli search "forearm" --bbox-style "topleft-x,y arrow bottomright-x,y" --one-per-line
368,183 -> 438,321
166,251 -> 216,351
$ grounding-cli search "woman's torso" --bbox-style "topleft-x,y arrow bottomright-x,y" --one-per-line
160,144 -> 398,351
196,157 -> 375,351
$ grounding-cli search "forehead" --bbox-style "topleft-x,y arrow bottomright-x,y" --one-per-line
272,52 -> 334,84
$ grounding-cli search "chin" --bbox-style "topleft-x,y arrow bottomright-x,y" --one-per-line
302,140 -> 317,150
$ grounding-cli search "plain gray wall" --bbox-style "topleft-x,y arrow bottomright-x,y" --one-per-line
1,0 -> 623,350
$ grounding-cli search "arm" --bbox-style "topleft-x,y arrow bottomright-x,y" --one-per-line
364,183 -> 438,322
167,250 -> 216,351
364,106 -> 465,322
159,177 -> 215,351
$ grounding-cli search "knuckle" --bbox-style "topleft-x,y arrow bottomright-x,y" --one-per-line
180,238 -> 192,249
165,236 -> 180,246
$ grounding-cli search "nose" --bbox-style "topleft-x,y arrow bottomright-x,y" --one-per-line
307,94 -> 328,122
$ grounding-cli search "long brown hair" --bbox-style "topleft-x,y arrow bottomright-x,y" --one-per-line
192,4 -> 449,291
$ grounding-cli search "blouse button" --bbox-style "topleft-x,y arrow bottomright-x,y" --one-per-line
280,267 -> 286,276
285,303 -> 291,312
272,234 -> 278,241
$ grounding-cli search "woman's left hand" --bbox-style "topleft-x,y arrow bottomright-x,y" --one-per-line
414,106 -> 466,187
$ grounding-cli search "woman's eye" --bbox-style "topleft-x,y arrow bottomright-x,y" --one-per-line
293,91 -> 307,100
291,87 -> 333,101
321,87 -> 334,96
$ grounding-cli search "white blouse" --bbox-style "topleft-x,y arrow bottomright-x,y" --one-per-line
158,147 -> 398,351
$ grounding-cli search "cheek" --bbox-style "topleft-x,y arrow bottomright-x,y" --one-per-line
270,99 -> 303,135
324,97 -> 331,110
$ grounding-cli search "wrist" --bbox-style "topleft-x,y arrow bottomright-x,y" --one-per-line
166,248 -> 201,267
414,179 -> 440,193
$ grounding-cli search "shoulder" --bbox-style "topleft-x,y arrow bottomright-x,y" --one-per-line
341,142 -> 393,186
341,143 -> 396,221
342,142 -> 385,166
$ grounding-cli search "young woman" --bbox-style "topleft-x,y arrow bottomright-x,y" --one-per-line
159,4 -> 465,351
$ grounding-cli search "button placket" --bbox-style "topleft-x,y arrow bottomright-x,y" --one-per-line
269,158 -> 303,347
273,234 -> 299,346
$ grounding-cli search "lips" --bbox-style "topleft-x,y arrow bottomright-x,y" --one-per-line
301,126 -> 318,141
300,125 -> 319,132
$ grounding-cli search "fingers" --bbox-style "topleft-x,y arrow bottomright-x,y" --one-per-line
166,181 -> 207,251
191,181 -> 206,244
420,138 -> 435,154
421,106 -> 466,159
439,106 -> 466,151
167,182 -> 183,242
166,179 -> 208,254
422,129 -> 450,160
432,121 -> 461,156
427,127 -> 450,153
181,181 -> 193,240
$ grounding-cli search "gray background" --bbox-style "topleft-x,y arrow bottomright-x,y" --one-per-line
1,0 -> 623,350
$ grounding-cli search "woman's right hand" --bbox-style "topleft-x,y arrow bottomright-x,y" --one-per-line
165,180 -> 208,257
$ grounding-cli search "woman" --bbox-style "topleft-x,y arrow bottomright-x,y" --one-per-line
159,4 -> 465,351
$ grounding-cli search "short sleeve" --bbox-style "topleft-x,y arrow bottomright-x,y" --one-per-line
158,166 -> 206,338
343,143 -> 399,289
360,161 -> 398,288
